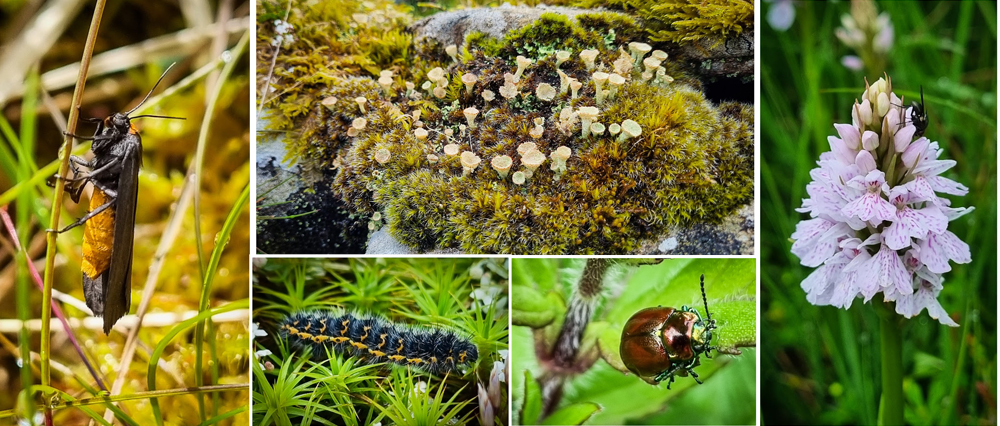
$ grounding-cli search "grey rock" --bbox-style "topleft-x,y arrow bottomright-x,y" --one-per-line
409,6 -> 628,48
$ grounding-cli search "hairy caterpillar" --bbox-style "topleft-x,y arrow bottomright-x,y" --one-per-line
279,310 -> 479,375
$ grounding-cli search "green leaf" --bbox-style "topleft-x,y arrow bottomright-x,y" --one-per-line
512,285 -> 557,327
541,402 -> 601,425
521,369 -> 542,425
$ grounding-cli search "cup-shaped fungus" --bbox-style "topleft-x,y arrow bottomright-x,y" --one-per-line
640,71 -> 654,83
517,142 -> 537,157
482,90 -> 495,102
512,171 -> 526,185
592,72 -> 609,104
609,123 -> 621,135
352,117 -> 367,131
557,70 -> 570,94
427,67 -> 447,87
461,73 -> 478,95
433,86 -> 446,99
414,127 -> 429,141
628,42 -> 652,67
514,55 -> 533,80
579,49 -> 599,71
529,126 -> 544,139
618,119 -> 642,142
651,50 -> 668,62
491,155 -> 513,179
444,143 -> 461,156
577,106 -> 600,138
521,149 -> 546,173
355,96 -> 368,114
321,96 -> 337,111
590,122 -> 606,137
499,82 -> 518,100
463,107 -> 480,129
427,154 -> 439,164
460,151 -> 482,176
549,145 -> 572,178
643,57 -> 662,74
405,81 -> 415,97
459,124 -> 467,137
536,83 -> 557,102
445,44 -> 459,62
570,79 -> 582,99
607,74 -> 626,100
374,148 -> 391,164
421,80 -> 433,97
556,50 -> 572,67
378,75 -> 394,96
380,70 -> 394,78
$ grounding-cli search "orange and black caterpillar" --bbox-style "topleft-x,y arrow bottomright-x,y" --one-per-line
279,310 -> 479,376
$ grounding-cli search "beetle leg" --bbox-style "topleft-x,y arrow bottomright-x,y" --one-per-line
688,368 -> 702,384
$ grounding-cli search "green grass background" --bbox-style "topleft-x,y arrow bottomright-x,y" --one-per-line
761,1 -> 996,424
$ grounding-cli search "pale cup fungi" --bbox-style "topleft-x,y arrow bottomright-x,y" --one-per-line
607,74 -> 626,100
628,42 -> 652,68
555,50 -> 572,67
380,70 -> 394,79
579,49 -> 599,71
427,67 -> 447,88
463,106 -> 480,129
643,57 -> 662,74
378,75 -> 394,97
460,124 -> 467,137
549,145 -> 572,180
491,155 -> 513,179
374,148 -> 391,164
517,142 -> 537,157
352,117 -> 368,131
462,73 -> 478,95
536,83 -> 557,102
499,82 -> 518,100
511,171 -> 526,185
640,71 -> 654,83
521,149 -> 546,174
422,80 -> 434,97
460,151 -> 482,176
444,128 -> 454,138
618,119 -> 642,142
482,90 -> 495,103
569,79 -> 582,99
514,55 -> 533,80
355,96 -> 368,114
609,123 -> 621,135
321,96 -> 337,111
427,154 -> 439,164
557,70 -> 570,94
576,106 -> 600,138
445,44 -> 459,62
444,143 -> 461,156
405,81 -> 415,97
414,127 -> 429,142
529,126 -> 544,139
433,86 -> 446,99
590,122 -> 605,137
593,72 -> 609,104
651,50 -> 667,62
412,109 -> 421,122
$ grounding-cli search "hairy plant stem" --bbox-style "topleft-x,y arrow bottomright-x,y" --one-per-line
875,296 -> 903,426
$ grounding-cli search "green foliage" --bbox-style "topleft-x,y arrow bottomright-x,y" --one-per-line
575,0 -> 753,45
252,258 -> 509,425
511,258 -> 756,425
761,2 -> 995,425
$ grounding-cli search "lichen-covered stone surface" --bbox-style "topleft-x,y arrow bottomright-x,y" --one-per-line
256,0 -> 755,254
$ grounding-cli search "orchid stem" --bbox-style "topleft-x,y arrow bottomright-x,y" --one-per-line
876,298 -> 904,425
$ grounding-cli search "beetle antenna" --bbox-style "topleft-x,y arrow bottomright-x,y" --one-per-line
126,62 -> 176,116
700,274 -> 711,321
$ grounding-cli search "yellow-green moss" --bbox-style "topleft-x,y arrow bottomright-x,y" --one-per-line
574,0 -> 754,45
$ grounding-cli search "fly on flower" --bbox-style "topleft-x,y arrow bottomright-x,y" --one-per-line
791,75 -> 971,326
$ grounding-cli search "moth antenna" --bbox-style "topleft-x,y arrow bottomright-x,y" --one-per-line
700,274 -> 711,321
126,62 -> 176,116
920,85 -> 926,113
129,114 -> 186,120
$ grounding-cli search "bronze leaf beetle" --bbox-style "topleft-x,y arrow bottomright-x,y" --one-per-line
619,274 -> 716,388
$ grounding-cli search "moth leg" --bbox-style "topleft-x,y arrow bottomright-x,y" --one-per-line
56,196 -> 116,233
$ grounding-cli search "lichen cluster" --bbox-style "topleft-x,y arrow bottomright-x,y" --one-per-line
258,1 -> 753,254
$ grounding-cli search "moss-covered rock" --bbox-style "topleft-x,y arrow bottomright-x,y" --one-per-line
258,1 -> 754,254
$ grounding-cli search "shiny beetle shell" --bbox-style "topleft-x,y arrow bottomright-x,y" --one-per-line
620,307 -> 701,378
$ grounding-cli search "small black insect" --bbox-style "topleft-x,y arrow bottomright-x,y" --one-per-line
55,63 -> 184,334
908,86 -> 928,138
